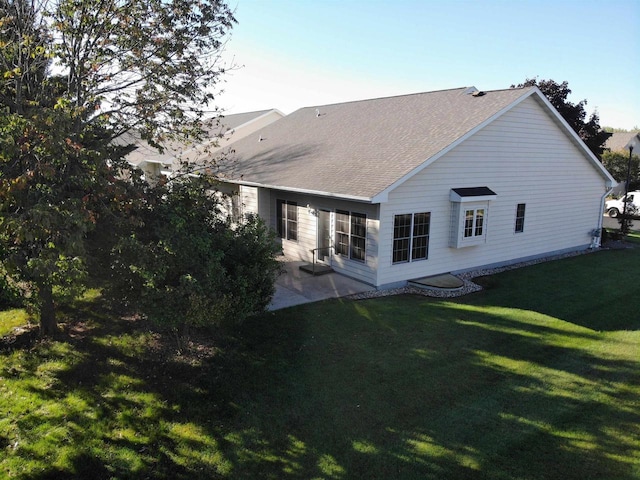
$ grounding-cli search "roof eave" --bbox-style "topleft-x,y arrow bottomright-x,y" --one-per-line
222,178 -> 374,203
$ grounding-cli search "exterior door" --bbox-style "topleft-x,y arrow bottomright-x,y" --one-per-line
317,209 -> 331,263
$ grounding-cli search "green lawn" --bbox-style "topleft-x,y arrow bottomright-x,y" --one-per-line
1,246 -> 639,479
0,309 -> 30,338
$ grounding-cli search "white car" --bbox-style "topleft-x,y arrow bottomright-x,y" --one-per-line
606,191 -> 640,217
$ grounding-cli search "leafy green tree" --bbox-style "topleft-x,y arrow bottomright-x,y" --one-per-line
103,175 -> 281,340
601,150 -> 640,190
512,78 -> 611,158
604,127 -> 640,133
0,101 -> 135,333
0,0 -> 237,334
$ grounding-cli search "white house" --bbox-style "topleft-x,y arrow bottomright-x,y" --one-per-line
605,132 -> 640,154
211,86 -> 615,289
603,132 -> 640,195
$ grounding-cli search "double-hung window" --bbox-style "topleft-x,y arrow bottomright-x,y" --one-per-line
515,203 -> 526,233
350,213 -> 367,261
335,210 -> 367,262
464,208 -> 485,238
335,210 -> 350,256
393,212 -> 430,264
276,200 -> 298,241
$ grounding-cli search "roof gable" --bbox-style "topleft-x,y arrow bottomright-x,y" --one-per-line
217,87 -> 614,200
221,87 -> 535,200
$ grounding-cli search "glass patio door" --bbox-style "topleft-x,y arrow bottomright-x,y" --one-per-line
317,209 -> 332,263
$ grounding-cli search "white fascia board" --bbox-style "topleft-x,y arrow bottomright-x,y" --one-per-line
624,134 -> 640,152
371,89 -> 539,204
222,178 -> 374,203
528,88 -> 616,187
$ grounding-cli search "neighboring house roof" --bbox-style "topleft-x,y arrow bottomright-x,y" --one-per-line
219,87 -> 613,202
605,132 -> 640,153
217,109 -> 276,133
125,109 -> 284,169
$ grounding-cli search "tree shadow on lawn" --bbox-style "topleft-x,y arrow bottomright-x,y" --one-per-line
1,303 -> 233,479
2,293 -> 639,479
192,297 -> 640,479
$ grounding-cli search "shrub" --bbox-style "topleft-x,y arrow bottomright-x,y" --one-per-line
103,177 -> 281,334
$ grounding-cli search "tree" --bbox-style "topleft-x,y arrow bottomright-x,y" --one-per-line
601,150 -> 640,190
604,127 -> 640,133
102,175 -> 281,341
511,78 -> 611,158
0,0 -> 237,334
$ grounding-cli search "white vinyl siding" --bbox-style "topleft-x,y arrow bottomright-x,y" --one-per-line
263,191 -> 379,285
240,185 -> 258,215
376,96 -> 607,287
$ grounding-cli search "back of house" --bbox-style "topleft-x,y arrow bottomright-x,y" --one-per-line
212,86 -> 615,288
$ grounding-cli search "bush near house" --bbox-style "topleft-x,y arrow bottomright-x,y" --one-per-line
100,177 -> 281,336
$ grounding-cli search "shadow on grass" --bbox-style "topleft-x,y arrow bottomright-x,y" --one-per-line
176,295 -> 638,480
1,285 -> 639,479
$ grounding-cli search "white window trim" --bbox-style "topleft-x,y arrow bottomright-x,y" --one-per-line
450,201 -> 490,248
392,212 -> 431,265
449,187 -> 496,249
335,210 -> 367,263
277,199 -> 298,242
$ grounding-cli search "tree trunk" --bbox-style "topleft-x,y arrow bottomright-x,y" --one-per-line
39,283 -> 57,336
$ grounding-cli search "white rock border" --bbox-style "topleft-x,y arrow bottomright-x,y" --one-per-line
346,243 -> 632,301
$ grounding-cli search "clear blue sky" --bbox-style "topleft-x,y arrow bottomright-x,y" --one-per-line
217,0 -> 640,129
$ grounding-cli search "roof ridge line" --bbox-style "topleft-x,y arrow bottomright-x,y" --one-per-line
297,85 -> 533,111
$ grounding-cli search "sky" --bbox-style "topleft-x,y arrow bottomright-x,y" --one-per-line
214,0 -> 640,130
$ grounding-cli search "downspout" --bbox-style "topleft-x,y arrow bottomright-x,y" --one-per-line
595,183 -> 613,248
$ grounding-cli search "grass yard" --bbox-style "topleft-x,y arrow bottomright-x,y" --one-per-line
1,244 -> 639,479
0,310 -> 30,338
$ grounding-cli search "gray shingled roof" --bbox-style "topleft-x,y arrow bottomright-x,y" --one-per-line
125,110 -> 276,166
219,87 -> 537,200
605,132 -> 640,152
216,110 -> 274,133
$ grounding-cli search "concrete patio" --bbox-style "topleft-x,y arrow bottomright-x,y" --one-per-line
268,258 -> 375,310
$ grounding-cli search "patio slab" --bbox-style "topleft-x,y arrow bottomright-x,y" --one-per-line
268,259 -> 375,310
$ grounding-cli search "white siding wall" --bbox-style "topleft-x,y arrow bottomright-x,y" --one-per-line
240,185 -> 259,216
254,191 -> 379,285
377,97 -> 608,287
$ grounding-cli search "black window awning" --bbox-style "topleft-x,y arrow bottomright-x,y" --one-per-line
450,187 -> 497,202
